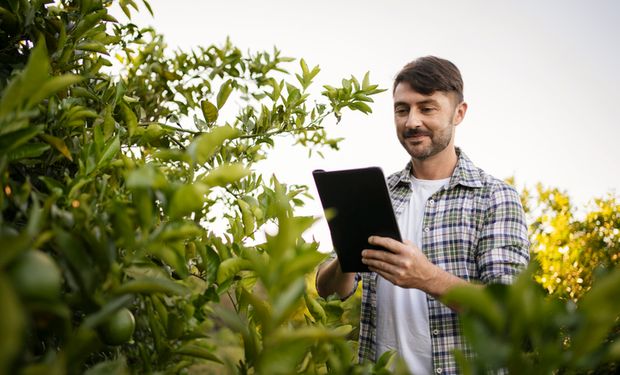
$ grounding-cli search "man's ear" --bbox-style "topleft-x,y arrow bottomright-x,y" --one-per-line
453,101 -> 468,126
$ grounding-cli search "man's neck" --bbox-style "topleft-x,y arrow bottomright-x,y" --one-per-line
410,147 -> 458,180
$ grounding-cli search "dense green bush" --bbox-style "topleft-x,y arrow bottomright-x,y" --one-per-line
0,0 -> 389,373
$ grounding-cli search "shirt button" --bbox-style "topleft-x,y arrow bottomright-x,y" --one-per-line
436,368 -> 443,374
428,199 -> 435,205
424,227 -> 430,233
432,329 -> 439,336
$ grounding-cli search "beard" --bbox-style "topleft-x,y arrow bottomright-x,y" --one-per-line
400,125 -> 453,160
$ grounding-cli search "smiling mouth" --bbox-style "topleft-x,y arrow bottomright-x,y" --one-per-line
404,134 -> 430,143
403,129 -> 432,139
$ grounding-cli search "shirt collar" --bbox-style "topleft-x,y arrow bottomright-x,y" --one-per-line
390,147 -> 484,190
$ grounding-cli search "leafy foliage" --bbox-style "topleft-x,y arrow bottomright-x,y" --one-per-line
445,262 -> 620,374
445,181 -> 620,374
521,183 -> 620,300
0,0 -> 389,373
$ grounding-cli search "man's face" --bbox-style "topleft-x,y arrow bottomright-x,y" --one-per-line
393,83 -> 467,161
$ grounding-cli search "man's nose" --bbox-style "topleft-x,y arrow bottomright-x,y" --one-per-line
406,111 -> 423,128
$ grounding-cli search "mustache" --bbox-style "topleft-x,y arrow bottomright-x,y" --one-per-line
403,128 -> 432,138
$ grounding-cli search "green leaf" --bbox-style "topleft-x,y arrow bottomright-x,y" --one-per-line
0,125 -> 45,154
95,135 -> 120,170
188,125 -> 239,165
304,293 -> 326,323
0,276 -> 25,375
272,277 -> 305,324
126,165 -> 168,190
0,38 -> 49,116
156,221 -> 203,242
120,102 -> 138,136
300,58 -> 309,76
83,358 -> 129,375
26,75 -> 83,108
572,269 -> 620,358
169,182 -> 209,219
362,71 -> 370,89
237,199 -> 255,236
216,257 -> 252,284
114,277 -> 190,296
147,243 -> 189,279
285,251 -> 326,277
200,100 -> 218,123
7,143 -> 50,161
142,0 -> 154,15
216,79 -> 233,109
38,176 -> 65,196
82,295 -> 134,329
174,344 -> 223,364
76,41 -> 109,54
203,163 -> 250,187
240,287 -> 271,328
443,285 -> 505,331
348,101 -> 372,114
72,9 -> 108,39
196,244 -> 220,285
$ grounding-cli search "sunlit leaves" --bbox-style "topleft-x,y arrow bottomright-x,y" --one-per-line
169,182 -> 209,219
200,100 -> 218,124
216,79 -> 234,109
322,72 -> 385,121
202,163 -> 249,187
520,183 -> 620,300
296,59 -> 320,90
188,125 -> 239,165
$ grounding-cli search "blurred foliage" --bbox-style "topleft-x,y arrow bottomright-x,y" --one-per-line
446,180 -> 620,374
0,0 -> 390,373
519,182 -> 620,301
445,261 -> 620,375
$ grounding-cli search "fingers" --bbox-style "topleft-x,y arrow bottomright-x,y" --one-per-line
365,261 -> 397,279
367,235 -> 406,254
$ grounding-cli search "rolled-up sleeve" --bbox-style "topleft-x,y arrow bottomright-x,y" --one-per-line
477,185 -> 530,284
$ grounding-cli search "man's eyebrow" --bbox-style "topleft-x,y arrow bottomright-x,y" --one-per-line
393,99 -> 441,108
416,99 -> 440,106
393,101 -> 409,108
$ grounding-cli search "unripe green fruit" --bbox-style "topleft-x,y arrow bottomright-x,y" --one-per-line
8,250 -> 62,302
99,308 -> 136,345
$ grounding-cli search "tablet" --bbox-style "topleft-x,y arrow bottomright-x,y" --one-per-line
312,167 -> 402,272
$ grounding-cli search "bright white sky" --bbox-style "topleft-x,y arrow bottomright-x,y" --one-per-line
118,0 -> 620,248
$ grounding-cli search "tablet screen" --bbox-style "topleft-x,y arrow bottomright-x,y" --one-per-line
313,167 -> 402,272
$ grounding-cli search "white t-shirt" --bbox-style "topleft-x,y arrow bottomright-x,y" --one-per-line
376,175 -> 450,374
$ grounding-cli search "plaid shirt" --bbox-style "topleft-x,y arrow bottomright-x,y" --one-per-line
354,148 -> 530,374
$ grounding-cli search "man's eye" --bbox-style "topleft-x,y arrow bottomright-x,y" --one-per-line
420,107 -> 435,113
395,108 -> 409,115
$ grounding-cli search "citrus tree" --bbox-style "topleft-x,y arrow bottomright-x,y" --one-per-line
0,0 -> 391,373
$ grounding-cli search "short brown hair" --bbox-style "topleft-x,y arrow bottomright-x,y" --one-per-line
394,56 -> 464,103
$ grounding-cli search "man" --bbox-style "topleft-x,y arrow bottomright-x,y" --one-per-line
316,56 -> 530,375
